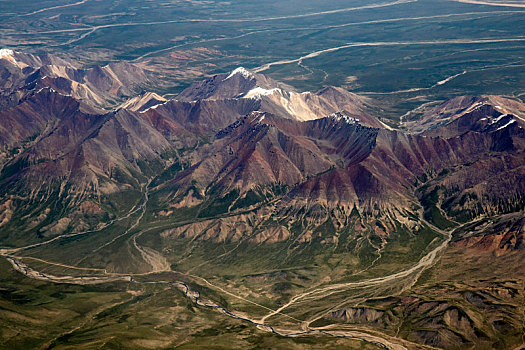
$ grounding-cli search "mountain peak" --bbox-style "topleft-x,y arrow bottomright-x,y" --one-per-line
119,92 -> 167,112
328,112 -> 361,125
224,67 -> 254,81
404,95 -> 525,135
177,66 -> 287,102
0,48 -> 14,58
243,86 -> 281,99
0,48 -> 18,66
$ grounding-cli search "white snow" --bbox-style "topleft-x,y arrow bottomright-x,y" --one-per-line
489,114 -> 508,125
0,48 -> 14,58
330,113 -> 359,124
252,113 -> 266,123
243,87 -> 280,99
140,101 -> 169,113
34,86 -> 71,97
0,48 -> 18,65
36,87 -> 57,94
495,105 -> 502,110
496,119 -> 516,131
224,67 -> 254,81
469,102 -> 486,112
0,48 -> 28,69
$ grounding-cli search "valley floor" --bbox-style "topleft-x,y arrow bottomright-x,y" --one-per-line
2,178 -> 521,349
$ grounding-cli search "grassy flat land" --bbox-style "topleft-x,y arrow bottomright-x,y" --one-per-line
0,0 -> 523,117
0,259 -> 384,349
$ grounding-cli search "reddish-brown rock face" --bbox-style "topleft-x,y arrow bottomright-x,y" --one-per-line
451,213 -> 525,255
0,53 -> 524,244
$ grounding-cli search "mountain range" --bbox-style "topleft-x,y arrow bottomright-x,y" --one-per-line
1,50 -> 523,244
0,50 -> 524,349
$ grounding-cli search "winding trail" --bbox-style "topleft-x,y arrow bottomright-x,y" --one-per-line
0,182 -> 412,349
147,280 -> 403,349
89,179 -> 152,255
28,0 -> 417,48
4,256 -> 130,284
27,0 -> 417,33
25,10 -> 524,55
361,62 -> 525,95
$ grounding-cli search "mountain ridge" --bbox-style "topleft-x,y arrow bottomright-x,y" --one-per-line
0,51 -> 524,247
1,50 -> 525,350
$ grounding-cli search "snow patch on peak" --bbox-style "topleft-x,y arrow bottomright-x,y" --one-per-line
243,87 -> 280,99
329,112 -> 360,125
224,67 -> 254,81
466,101 -> 488,113
251,113 -> 266,124
0,48 -> 28,69
140,101 -> 169,113
489,114 -> 508,125
35,86 -> 71,97
496,119 -> 515,131
0,48 -> 14,58
0,49 -> 20,66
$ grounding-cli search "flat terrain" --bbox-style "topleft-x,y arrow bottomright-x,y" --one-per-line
1,0 -> 524,117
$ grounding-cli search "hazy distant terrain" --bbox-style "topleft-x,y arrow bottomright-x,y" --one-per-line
1,0 -> 524,117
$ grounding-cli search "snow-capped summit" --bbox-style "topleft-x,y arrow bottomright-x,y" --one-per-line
174,68 -> 384,126
243,87 -> 281,99
0,48 -> 19,66
329,112 -> 360,125
0,48 -> 14,58
177,66 -> 289,102
0,48 -> 31,69
224,67 -> 254,81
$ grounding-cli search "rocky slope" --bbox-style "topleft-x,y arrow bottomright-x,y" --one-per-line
1,51 -> 525,350
0,52 -> 524,247
0,49 -> 154,110
176,66 -> 383,127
